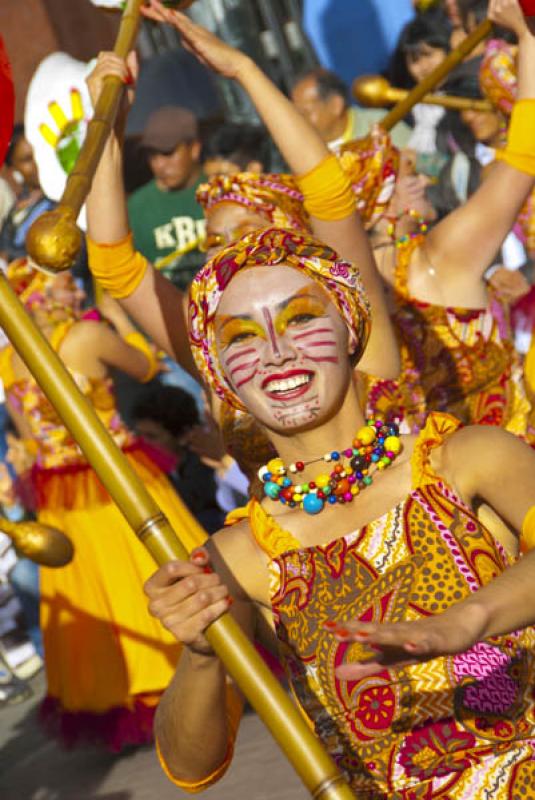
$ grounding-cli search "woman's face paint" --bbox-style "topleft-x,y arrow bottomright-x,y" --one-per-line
215,265 -> 351,433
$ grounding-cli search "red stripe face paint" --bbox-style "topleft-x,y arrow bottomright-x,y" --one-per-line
292,327 -> 334,341
225,347 -> 256,366
263,307 -> 281,357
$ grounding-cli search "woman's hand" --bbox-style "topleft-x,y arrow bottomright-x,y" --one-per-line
326,602 -> 490,681
489,0 -> 530,38
141,0 -> 250,79
85,50 -> 138,119
488,266 -> 530,304
144,547 -> 232,656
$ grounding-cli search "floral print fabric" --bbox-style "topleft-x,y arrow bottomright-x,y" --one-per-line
244,414 -> 535,797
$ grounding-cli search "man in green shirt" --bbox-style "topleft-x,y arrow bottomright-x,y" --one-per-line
127,106 -> 207,291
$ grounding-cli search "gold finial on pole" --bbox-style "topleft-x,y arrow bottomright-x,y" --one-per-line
0,517 -> 74,567
25,0 -> 146,272
353,74 -> 493,113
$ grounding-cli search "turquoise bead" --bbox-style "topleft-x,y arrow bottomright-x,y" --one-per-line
264,481 -> 281,499
303,493 -> 325,515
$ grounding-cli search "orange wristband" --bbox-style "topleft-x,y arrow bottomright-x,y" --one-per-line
86,232 -> 148,299
297,154 -> 356,221
495,99 -> 535,176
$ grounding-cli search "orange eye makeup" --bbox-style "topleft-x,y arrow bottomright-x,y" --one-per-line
217,317 -> 266,350
274,293 -> 328,336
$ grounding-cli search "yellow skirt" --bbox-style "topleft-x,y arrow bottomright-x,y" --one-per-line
37,447 -> 201,750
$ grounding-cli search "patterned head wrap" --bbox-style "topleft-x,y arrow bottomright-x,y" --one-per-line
6,258 -> 54,311
337,129 -> 399,228
197,131 -> 399,235
196,172 -> 308,232
189,226 -> 371,410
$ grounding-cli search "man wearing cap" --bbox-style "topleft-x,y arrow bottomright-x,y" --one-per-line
127,106 -> 207,290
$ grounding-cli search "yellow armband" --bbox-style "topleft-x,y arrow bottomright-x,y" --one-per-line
123,331 -> 160,383
521,505 -> 535,552
495,99 -> 535,176
156,683 -> 243,793
525,333 -> 535,397
297,153 -> 356,221
86,233 -> 148,299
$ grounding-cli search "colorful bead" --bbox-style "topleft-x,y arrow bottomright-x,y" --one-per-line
303,493 -> 324,514
259,418 -> 402,514
258,466 -> 270,482
267,458 -> 286,476
357,426 -> 376,445
384,436 -> 401,454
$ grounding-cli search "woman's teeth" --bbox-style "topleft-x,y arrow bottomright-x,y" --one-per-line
265,374 -> 311,394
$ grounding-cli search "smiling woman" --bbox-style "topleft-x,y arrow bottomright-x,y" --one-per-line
145,221 -> 535,798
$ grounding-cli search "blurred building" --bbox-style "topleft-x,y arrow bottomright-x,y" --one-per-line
2,0 -> 317,125
1,0 -> 119,122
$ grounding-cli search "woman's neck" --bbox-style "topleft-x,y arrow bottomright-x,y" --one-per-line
267,384 -> 366,485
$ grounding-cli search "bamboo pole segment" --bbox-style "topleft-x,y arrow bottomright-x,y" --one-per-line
353,75 -> 493,113
25,0 -> 146,274
380,19 -> 492,131
0,273 -> 355,800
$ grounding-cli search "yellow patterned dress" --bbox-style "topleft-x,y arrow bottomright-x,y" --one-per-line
365,236 -> 533,439
235,414 -> 535,798
0,322 -> 199,750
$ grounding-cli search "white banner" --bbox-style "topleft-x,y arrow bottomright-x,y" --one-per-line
24,53 -> 95,229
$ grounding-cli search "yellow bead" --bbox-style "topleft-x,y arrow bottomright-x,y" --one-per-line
268,458 -> 285,475
351,486 -> 359,495
357,426 -> 376,445
315,474 -> 331,489
293,494 -> 303,503
384,436 -> 401,455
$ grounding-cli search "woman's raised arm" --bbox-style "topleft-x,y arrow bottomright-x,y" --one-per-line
85,53 -> 198,377
141,0 -> 400,380
419,0 -> 535,300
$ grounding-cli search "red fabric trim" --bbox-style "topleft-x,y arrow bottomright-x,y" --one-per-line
40,694 -> 157,752
30,439 -> 177,511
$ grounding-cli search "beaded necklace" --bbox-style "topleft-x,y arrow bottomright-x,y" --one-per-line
258,419 -> 401,515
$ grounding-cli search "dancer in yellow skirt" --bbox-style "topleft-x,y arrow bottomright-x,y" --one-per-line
0,260 -> 198,750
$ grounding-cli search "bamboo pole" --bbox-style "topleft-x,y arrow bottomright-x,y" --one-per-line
353,75 -> 493,113
0,272 -> 355,800
25,0 -> 146,273
380,19 -> 492,131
